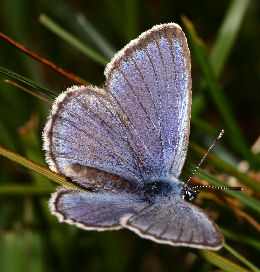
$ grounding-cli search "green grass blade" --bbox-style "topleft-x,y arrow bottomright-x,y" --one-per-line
0,230 -> 46,272
0,145 -> 82,190
39,14 -> 108,66
224,243 -> 260,272
186,163 -> 260,214
191,117 -> 219,136
199,250 -> 250,272
77,13 -> 116,59
221,227 -> 260,251
210,0 -> 250,77
0,120 -> 16,150
0,184 -> 52,195
0,65 -> 56,98
101,0 -> 138,42
102,0 -> 126,41
182,17 -> 258,168
191,0 -> 249,118
124,0 -> 139,40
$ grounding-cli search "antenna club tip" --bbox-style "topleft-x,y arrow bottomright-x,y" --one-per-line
217,129 -> 224,140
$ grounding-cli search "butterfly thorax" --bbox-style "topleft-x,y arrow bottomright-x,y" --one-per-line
142,178 -> 198,203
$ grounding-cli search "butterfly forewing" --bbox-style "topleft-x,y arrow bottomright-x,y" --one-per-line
105,23 -> 191,178
43,86 -> 142,182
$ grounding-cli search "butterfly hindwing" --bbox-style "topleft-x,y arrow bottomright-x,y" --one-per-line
125,198 -> 224,250
50,188 -> 146,230
50,182 -> 223,250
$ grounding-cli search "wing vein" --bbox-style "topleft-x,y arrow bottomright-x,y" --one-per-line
52,131 -> 136,171
143,47 -> 166,164
118,69 -> 160,165
130,56 -> 165,162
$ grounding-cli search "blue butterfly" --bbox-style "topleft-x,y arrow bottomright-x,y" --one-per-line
43,23 -> 224,250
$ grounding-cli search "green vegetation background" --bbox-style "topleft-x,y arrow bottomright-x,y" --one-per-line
0,0 -> 259,271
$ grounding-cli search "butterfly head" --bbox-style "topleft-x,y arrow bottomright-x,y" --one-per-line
180,185 -> 199,202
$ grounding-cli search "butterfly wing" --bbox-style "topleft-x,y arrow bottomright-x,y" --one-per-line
125,198 -> 224,250
43,23 -> 191,183
62,163 -> 139,191
105,23 -> 192,178
43,86 -> 142,183
50,188 -> 146,230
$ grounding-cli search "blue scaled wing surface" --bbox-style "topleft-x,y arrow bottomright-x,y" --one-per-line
105,23 -> 192,178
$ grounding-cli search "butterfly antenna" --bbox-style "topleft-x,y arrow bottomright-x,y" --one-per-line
186,129 -> 243,191
186,129 -> 224,185
192,185 -> 242,191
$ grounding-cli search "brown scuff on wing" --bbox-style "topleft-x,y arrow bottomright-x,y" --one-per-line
65,163 -> 133,193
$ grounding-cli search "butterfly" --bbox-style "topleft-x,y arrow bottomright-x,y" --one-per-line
43,23 -> 224,250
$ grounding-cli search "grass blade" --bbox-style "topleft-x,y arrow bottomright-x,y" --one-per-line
4,79 -> 52,105
221,227 -> 260,251
0,32 -> 87,85
199,250 -> 250,272
182,16 -> 258,168
39,14 -> 108,66
77,13 -> 116,59
191,0 -> 250,118
0,145 -> 82,190
224,243 -> 260,272
102,0 -> 126,41
0,230 -> 46,272
0,184 -> 53,195
124,0 -> 139,40
210,0 -> 250,77
0,65 -> 56,98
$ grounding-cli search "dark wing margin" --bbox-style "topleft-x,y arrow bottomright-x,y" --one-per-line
104,23 -> 192,179
43,86 -> 142,183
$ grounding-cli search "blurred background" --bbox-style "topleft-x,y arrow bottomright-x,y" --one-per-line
0,0 -> 260,271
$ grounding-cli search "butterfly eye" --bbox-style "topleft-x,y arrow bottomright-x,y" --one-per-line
181,189 -> 198,202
